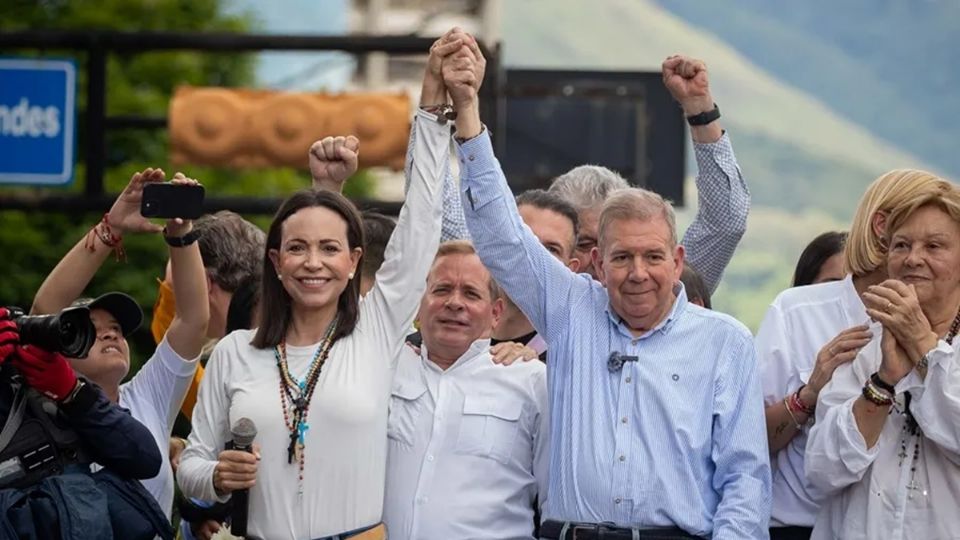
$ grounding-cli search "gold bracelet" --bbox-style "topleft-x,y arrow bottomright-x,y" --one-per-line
783,397 -> 803,430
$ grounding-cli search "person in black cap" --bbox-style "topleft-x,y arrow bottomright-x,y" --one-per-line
30,168 -> 210,520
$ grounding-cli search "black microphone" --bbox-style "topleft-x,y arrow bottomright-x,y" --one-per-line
230,417 -> 257,538
607,351 -> 639,372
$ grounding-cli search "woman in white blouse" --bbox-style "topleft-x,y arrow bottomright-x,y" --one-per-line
806,180 -> 960,540
177,108 -> 450,537
755,169 -> 945,540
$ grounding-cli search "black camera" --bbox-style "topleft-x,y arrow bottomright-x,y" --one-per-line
6,306 -> 96,359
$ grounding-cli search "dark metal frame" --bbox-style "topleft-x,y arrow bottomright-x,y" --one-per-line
0,30 -> 501,215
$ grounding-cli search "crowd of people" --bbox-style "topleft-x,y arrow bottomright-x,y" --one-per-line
0,26 -> 957,540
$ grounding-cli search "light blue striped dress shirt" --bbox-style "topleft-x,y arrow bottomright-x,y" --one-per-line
456,130 -> 771,539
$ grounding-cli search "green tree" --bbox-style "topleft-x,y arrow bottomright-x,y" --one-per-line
1,1 -> 267,367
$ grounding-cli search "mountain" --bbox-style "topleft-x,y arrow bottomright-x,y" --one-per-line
656,0 -> 960,181
500,0 -> 942,328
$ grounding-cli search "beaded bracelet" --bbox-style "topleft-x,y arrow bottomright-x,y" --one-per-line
861,377 -> 894,407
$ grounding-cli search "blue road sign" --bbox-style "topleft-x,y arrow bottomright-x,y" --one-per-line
0,58 -> 76,185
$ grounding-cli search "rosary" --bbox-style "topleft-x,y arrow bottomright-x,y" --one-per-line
274,314 -> 339,496
897,307 -> 960,499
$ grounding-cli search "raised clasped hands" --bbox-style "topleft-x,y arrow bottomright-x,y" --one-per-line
863,279 -> 939,384
440,28 -> 485,112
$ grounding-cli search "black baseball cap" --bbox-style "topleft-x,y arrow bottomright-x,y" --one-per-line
71,292 -> 143,337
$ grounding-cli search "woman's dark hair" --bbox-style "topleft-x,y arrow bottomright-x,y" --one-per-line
226,276 -> 260,334
252,189 -> 365,348
680,265 -> 711,309
792,231 -> 848,287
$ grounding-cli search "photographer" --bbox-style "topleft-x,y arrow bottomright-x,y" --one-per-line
0,307 -> 164,538
30,168 -> 210,519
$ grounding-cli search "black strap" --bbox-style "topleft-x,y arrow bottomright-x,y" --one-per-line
0,384 -> 27,453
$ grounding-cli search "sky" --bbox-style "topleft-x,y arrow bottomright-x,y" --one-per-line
226,0 -> 354,91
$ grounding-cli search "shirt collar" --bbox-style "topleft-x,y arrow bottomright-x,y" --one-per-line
605,282 -> 688,340
421,338 -> 491,373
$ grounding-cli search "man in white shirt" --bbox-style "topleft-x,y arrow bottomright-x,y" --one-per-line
383,240 -> 549,540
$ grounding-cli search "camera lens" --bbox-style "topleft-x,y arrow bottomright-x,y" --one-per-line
14,306 -> 96,359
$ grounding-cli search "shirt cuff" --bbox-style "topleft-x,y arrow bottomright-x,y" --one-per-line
454,129 -> 504,212
693,131 -> 740,179
896,339 -> 954,394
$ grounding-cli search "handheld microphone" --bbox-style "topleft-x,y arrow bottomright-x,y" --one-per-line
607,351 -> 638,372
230,417 -> 257,538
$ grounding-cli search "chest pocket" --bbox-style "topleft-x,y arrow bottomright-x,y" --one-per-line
387,379 -> 428,447
455,394 -> 522,464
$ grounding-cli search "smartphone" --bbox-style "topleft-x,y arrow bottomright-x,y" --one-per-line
141,183 -> 206,220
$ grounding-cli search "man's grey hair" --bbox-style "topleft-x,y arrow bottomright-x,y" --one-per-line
195,211 -> 266,292
548,165 -> 631,211
598,188 -> 678,248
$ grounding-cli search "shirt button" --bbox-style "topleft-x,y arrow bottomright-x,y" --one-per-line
619,455 -> 626,462
625,377 -> 632,383
621,417 -> 628,424
614,498 -> 622,504
468,154 -> 476,161
416,496 -> 426,504
427,454 -> 435,462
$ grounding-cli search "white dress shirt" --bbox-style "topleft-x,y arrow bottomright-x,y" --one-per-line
177,109 -> 449,539
806,333 -> 960,539
754,275 -> 866,527
383,339 -> 549,540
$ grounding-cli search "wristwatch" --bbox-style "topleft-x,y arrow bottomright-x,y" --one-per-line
686,103 -> 721,126
163,228 -> 201,247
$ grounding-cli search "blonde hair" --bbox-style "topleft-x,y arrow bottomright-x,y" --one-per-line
598,188 -> 677,250
845,169 -> 948,276
884,180 -> 960,244
430,240 -> 500,299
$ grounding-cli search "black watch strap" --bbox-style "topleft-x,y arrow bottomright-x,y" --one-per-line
686,103 -> 721,126
163,228 -> 201,247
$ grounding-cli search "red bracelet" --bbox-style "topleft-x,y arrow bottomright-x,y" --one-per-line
84,213 -> 125,261
789,385 -> 816,416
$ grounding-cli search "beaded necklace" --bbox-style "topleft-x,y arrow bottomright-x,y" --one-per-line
897,306 -> 960,500
274,314 -> 339,496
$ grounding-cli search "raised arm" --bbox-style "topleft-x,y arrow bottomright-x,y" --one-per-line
161,173 -> 209,361
31,168 -> 165,315
711,334 -> 771,539
444,31 -> 587,339
405,30 -> 471,242
662,55 -> 749,294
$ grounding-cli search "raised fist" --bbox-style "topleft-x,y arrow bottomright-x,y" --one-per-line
309,135 -> 360,191
661,55 -> 713,115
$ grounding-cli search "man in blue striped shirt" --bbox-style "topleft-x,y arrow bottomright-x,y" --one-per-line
441,41 -> 770,540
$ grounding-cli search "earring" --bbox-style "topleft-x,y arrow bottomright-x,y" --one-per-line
277,273 -> 283,280
348,272 -> 355,280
